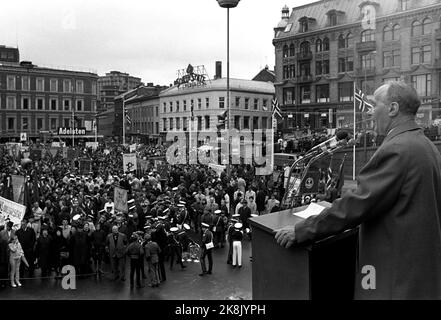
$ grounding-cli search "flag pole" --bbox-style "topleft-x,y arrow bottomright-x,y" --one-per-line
353,82 -> 356,181
122,96 -> 126,146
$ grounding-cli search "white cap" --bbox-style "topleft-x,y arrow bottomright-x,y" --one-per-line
72,214 -> 81,221
234,222 -> 243,229
170,227 -> 179,232
201,223 -> 209,228
177,204 -> 185,208
183,224 -> 190,230
214,210 -> 222,214
172,187 -> 178,191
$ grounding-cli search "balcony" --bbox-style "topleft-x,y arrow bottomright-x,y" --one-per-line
297,51 -> 313,60
356,41 -> 376,52
355,67 -> 376,77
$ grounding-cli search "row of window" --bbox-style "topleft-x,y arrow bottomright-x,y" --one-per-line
283,18 -> 433,58
128,106 -> 160,118
1,96 -> 96,112
282,46 -> 433,79
129,122 -> 160,135
163,97 -> 269,113
162,116 -> 270,131
282,75 -> 432,105
2,117 -> 82,132
4,76 -> 97,94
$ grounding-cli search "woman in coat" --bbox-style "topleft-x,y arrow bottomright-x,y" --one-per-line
35,227 -> 53,277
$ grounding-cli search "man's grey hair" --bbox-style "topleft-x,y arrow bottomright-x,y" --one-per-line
382,81 -> 421,115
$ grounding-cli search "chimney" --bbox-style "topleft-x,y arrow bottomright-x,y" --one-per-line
215,61 -> 222,79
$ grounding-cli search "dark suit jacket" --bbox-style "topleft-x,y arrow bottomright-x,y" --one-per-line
106,232 -> 127,259
0,229 -> 15,242
295,120 -> 441,299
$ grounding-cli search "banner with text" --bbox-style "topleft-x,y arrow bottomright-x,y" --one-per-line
0,196 -> 26,227
123,153 -> 137,172
114,187 -> 128,213
10,175 -> 25,204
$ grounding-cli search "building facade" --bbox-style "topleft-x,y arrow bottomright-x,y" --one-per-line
0,46 -> 98,143
273,0 -> 441,132
159,77 -> 274,141
97,71 -> 144,113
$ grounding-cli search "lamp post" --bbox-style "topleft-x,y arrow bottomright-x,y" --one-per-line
216,0 -> 240,170
363,50 -> 376,162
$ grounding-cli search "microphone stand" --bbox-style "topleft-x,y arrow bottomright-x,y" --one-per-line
281,141 -> 353,209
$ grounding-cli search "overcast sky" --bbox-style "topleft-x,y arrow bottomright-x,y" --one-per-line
1,0 -> 313,85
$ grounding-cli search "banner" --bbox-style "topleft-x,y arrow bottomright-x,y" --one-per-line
10,175 -> 25,204
114,187 -> 128,213
123,153 -> 137,172
0,196 -> 26,227
49,148 -> 59,157
299,171 -> 320,195
208,164 -> 226,177
86,142 -> 98,150
104,149 -> 110,155
51,142 -> 61,147
62,147 -> 68,159
137,158 -> 149,173
129,144 -> 137,153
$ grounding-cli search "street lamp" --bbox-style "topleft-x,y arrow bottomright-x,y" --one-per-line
216,0 -> 240,169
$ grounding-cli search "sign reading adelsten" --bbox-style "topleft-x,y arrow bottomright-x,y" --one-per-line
58,127 -> 87,135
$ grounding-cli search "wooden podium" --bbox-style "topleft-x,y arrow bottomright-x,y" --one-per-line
249,205 -> 358,300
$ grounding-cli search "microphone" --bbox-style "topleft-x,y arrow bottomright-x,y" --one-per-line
308,131 -> 349,154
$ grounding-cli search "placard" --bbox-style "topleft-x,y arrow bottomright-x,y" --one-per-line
114,186 -> 128,213
0,196 -> 26,227
123,153 -> 137,172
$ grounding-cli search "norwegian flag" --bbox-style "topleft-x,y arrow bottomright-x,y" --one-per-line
124,108 -> 132,125
355,88 -> 374,113
272,98 -> 282,119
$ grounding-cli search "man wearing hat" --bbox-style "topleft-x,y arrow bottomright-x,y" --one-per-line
16,218 -> 36,277
212,210 -> 225,249
125,234 -> 144,288
199,222 -> 214,276
167,227 -> 186,271
106,225 -> 128,281
231,222 -> 244,268
238,199 -> 252,240
226,218 -> 238,264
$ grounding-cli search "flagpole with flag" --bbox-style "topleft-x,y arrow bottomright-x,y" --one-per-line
353,82 -> 356,181
123,96 -> 126,146
272,98 -> 282,174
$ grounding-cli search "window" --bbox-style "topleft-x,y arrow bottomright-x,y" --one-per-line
300,85 -> 311,104
205,98 -> 209,109
50,118 -> 57,131
289,64 -> 295,78
283,87 -> 295,105
263,99 -> 268,111
300,41 -> 310,54
190,100 -> 194,112
315,39 -> 322,52
22,97 -> 30,110
156,106 -> 159,117
283,65 -> 289,79
253,117 -> 259,130
163,102 -> 166,113
219,97 -> 225,109
7,117 -> 15,131
176,101 -> 180,112
243,117 -> 250,129
329,13 -> 337,26
64,99 -> 71,111
37,98 -> 44,110
383,26 -> 393,41
7,96 -> 16,109
183,100 -> 187,111
422,17 -> 432,35
316,85 -> 330,103
392,50 -> 400,66
50,79 -> 58,92
63,79 -> 72,93
22,117 -> 29,131
262,117 -> 268,129
284,23 -> 293,33
245,98 -> 249,109
361,29 -> 375,42
300,20 -> 308,33
234,116 -> 240,130
37,118 -> 44,131
176,117 -> 180,130
76,80 -> 84,93
7,76 -> 15,90
92,82 -> 97,95
283,45 -> 289,58
235,97 -> 240,107
323,37 -> 330,51
422,45 -> 431,63
22,76 -> 30,91
411,74 -> 431,96
338,82 -> 354,102
338,34 -> 346,49
316,61 -> 322,75
392,24 -> 400,40
205,116 -> 210,129
299,62 -> 311,76
197,116 -> 202,131
360,53 -> 375,69
163,119 -> 167,131
412,21 -> 422,37
346,33 -> 354,48
253,99 -> 258,110
323,60 -> 329,74
169,118 -> 173,130
347,57 -> 354,71
36,78 -> 44,92
411,47 -> 419,64
76,99 -> 83,111
183,117 -> 187,131
338,58 -> 346,73
169,101 -> 173,113
289,43 -> 295,56
64,118 -> 70,128
401,0 -> 409,10
198,98 -> 202,109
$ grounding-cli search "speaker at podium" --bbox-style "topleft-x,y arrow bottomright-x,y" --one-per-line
249,203 -> 358,300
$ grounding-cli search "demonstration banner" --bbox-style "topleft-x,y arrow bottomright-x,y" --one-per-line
137,158 -> 149,173
123,153 -> 137,172
86,142 -> 98,150
208,164 -> 226,177
129,144 -> 137,153
114,186 -> 128,213
0,196 -> 26,227
10,175 -> 25,204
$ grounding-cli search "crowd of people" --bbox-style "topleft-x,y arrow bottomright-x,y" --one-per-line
0,142 -> 287,289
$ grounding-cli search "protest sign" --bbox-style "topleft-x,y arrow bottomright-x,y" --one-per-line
123,153 -> 137,172
10,175 -> 25,204
0,196 -> 26,227
114,186 -> 128,213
